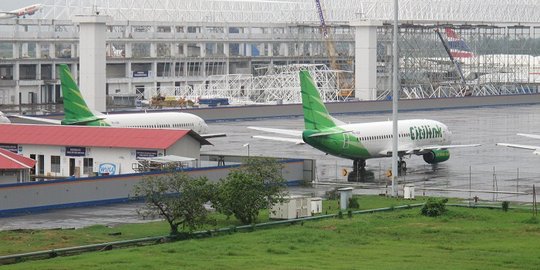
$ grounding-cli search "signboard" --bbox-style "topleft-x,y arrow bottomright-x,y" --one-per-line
98,163 -> 119,175
65,146 -> 86,157
136,150 -> 158,159
0,144 -> 18,153
132,71 -> 150,78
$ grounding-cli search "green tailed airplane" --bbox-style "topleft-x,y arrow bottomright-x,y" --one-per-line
14,64 -> 225,139
249,70 -> 480,180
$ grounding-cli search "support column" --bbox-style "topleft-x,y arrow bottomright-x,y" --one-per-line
73,15 -> 110,112
351,20 -> 382,100
13,43 -> 20,59
125,43 -> 132,58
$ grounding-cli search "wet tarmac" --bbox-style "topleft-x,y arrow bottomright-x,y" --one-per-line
204,103 -> 540,202
2,103 -> 540,230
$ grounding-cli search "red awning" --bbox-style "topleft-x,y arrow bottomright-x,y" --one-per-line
0,148 -> 36,169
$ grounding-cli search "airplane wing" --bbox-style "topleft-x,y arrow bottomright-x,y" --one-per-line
496,143 -> 540,155
517,133 -> 540,140
9,115 -> 62,125
201,133 -> 227,139
379,143 -> 481,156
252,135 -> 304,144
247,126 -> 303,137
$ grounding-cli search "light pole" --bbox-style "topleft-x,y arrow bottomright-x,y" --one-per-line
391,0 -> 399,197
243,143 -> 250,157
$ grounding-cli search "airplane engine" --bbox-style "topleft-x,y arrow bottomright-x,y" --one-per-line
422,149 -> 450,164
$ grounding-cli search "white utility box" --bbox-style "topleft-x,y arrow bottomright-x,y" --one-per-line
270,195 -> 311,219
404,184 -> 415,199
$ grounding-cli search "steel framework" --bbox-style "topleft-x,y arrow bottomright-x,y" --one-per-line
42,0 -> 540,24
148,64 -> 345,104
26,1 -> 540,103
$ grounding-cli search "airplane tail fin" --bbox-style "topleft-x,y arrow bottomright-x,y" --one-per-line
444,28 -> 474,58
59,64 -> 107,126
299,70 -> 336,130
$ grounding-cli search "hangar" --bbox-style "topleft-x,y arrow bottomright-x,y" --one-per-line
0,124 -> 211,181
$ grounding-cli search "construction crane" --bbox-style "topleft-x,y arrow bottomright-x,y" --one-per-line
314,0 -> 354,99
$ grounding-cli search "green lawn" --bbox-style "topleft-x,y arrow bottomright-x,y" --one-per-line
0,195 -> 428,256
2,197 -> 539,269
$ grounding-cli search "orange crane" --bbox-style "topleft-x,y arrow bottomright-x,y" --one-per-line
314,0 -> 354,98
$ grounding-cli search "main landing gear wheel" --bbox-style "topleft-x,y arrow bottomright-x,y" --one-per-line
348,159 -> 373,182
398,159 -> 407,175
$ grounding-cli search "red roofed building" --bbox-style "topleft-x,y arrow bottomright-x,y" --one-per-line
0,148 -> 36,184
0,124 -> 211,181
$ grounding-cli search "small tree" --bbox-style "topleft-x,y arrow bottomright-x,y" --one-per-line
502,201 -> 510,212
214,157 -> 287,224
421,197 -> 449,217
133,171 -> 215,235
348,197 -> 360,209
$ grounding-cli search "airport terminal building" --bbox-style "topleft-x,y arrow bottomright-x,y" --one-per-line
1,0 -> 540,111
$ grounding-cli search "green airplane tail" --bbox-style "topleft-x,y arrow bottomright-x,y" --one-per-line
59,64 -> 108,126
299,70 -> 336,130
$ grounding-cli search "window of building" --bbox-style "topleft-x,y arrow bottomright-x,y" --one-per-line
51,155 -> 60,173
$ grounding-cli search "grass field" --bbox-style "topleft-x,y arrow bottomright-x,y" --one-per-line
2,196 -> 540,269
0,195 -> 425,256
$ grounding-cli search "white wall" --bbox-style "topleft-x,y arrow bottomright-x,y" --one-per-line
15,137 -> 201,178
18,145 -> 165,178
166,136 -> 201,159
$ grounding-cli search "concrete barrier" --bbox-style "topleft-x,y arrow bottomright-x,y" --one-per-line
0,158 -> 313,216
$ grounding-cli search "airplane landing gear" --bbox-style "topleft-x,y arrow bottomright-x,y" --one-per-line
398,158 -> 407,176
348,159 -> 373,182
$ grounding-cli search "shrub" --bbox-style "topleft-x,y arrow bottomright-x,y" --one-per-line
325,188 -> 339,200
348,197 -> 360,209
421,198 -> 449,217
502,201 -> 510,212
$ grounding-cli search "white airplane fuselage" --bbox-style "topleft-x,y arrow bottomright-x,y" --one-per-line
103,112 -> 208,134
0,4 -> 42,19
308,119 -> 451,160
343,119 -> 450,158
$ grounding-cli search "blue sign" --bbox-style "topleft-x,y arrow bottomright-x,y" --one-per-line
0,144 -> 18,153
136,150 -> 158,159
132,71 -> 149,77
98,163 -> 117,175
65,146 -> 86,156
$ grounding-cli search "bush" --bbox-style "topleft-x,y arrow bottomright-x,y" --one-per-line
502,201 -> 510,212
348,197 -> 360,209
325,188 -> 339,200
421,198 -> 449,217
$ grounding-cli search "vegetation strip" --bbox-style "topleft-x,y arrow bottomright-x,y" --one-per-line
0,203 -> 424,265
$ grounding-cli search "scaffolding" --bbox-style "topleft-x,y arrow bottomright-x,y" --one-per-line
42,0 -> 540,24
147,64 -> 347,104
